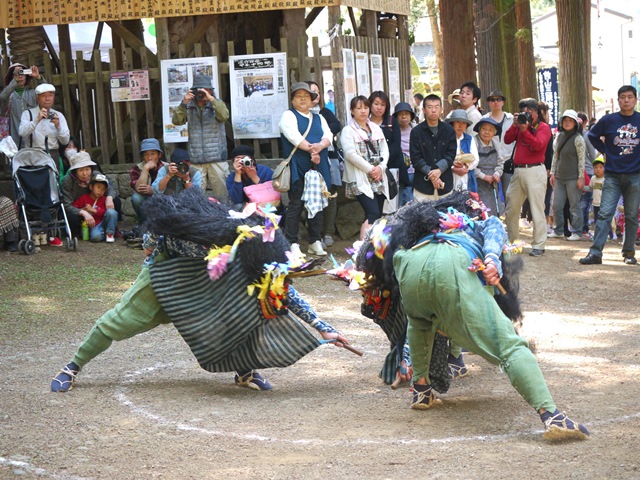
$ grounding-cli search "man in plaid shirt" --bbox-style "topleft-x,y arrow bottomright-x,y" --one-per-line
130,138 -> 166,224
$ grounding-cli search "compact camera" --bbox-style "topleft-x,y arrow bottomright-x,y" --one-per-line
190,87 -> 207,101
18,68 -> 33,76
240,156 -> 252,167
369,155 -> 383,165
517,112 -> 533,125
175,161 -> 189,175
47,111 -> 56,120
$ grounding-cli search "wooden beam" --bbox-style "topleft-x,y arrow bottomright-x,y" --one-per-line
94,50 -> 111,164
347,7 -> 358,35
89,22 -> 104,66
109,49 -> 126,164
40,26 -> 61,73
181,15 -> 218,58
76,50 -> 93,151
305,7 -> 324,29
106,21 -> 157,67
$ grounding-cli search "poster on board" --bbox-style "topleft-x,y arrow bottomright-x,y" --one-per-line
387,57 -> 401,111
110,70 -> 150,102
160,57 -> 219,144
355,52 -> 370,97
229,53 -> 288,139
342,48 -> 357,125
370,54 -> 383,93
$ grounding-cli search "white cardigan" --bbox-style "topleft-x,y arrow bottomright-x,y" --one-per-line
339,122 -> 390,199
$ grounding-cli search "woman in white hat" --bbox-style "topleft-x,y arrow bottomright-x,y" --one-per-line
548,109 -> 586,241
61,152 -> 119,240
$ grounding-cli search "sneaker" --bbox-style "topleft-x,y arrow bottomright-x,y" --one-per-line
324,235 -> 335,247
234,370 -> 273,391
529,249 -> 545,257
623,255 -> 638,265
289,243 -> 302,256
410,383 -> 441,410
448,353 -> 469,379
579,253 -> 602,265
541,409 -> 589,441
106,233 -> 115,243
547,232 -> 563,238
307,240 -> 327,256
49,237 -> 63,247
581,232 -> 592,240
566,233 -> 582,241
51,362 -> 80,392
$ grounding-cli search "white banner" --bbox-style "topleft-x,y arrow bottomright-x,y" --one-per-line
342,48 -> 357,125
370,54 -> 383,92
355,52 -> 370,97
387,57 -> 401,112
229,53 -> 288,139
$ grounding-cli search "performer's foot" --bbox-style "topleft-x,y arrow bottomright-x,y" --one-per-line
410,383 -> 441,410
234,370 -> 273,391
51,362 -> 80,392
448,353 -> 469,379
540,410 -> 590,441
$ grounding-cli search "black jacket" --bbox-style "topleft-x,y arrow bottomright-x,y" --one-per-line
409,120 -> 457,195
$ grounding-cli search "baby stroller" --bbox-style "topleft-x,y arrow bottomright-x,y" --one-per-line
11,147 -> 78,254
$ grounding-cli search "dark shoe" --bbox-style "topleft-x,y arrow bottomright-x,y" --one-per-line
529,249 -> 545,257
623,255 -> 638,265
51,362 -> 80,392
234,370 -> 272,391
541,410 -> 590,441
448,353 -> 469,379
411,383 -> 441,410
579,253 -> 602,265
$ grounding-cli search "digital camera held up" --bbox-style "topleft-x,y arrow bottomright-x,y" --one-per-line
19,68 -> 33,76
240,156 -> 252,167
190,87 -> 206,101
175,161 -> 189,175
517,111 -> 533,125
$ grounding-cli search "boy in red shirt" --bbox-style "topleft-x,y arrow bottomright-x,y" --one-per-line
72,174 -> 118,243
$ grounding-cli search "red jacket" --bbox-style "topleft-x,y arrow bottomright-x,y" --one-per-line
73,194 -> 106,225
504,121 -> 551,166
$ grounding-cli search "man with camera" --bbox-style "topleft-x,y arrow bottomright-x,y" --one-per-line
171,74 -> 229,200
503,98 -> 552,257
1,63 -> 47,147
152,148 -> 202,195
18,83 -> 70,165
225,144 -> 274,207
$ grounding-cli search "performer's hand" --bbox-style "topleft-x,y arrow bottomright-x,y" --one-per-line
397,361 -> 413,382
483,258 -> 501,286
320,330 -> 349,348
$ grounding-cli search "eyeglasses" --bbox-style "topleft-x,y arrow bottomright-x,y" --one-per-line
488,97 -> 503,102
293,94 -> 310,100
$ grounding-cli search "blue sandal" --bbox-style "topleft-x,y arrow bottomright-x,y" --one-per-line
51,362 -> 80,392
234,370 -> 273,391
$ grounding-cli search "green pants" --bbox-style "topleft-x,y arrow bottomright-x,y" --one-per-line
73,267 -> 172,367
394,243 -> 556,413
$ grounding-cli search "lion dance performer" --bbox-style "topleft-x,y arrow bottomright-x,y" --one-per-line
51,190 -> 350,393
354,191 -> 589,441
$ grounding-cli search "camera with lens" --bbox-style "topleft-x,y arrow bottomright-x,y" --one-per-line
18,68 -> 33,76
175,161 -> 189,175
47,111 -> 56,120
369,155 -> 383,165
240,156 -> 252,167
517,112 -> 533,125
190,87 -> 207,101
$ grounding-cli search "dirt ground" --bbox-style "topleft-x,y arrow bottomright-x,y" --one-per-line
1,227 -> 640,480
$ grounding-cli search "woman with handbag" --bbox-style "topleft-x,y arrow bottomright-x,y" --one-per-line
278,82 -> 333,256
225,144 -> 278,209
340,95 -> 390,240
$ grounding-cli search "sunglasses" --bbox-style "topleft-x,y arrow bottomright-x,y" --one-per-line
488,97 -> 504,102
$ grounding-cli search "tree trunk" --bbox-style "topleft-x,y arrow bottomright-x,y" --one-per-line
426,0 -> 444,92
440,0 -> 476,114
515,0 -> 537,99
474,0 -> 507,111
7,27 -> 46,68
583,1 -> 592,117
501,0 -> 521,112
556,0 -> 589,113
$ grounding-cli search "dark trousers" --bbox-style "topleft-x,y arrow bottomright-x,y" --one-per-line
357,192 -> 386,224
285,179 -> 322,244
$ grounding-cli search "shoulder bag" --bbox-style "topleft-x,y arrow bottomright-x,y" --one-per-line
365,139 -> 398,200
272,114 -> 314,193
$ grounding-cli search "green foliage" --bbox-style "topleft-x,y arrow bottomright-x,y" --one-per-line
408,0 -> 425,46
515,27 -> 532,43
411,55 -> 422,77
413,81 -> 427,96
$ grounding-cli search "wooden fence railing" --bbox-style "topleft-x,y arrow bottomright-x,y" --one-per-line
0,34 -> 409,165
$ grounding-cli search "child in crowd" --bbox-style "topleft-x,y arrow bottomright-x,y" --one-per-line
72,174 -> 118,243
392,102 -> 415,205
588,156 -> 615,240
445,109 -> 478,192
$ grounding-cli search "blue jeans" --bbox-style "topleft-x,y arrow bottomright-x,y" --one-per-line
581,190 -> 593,233
400,173 -> 414,206
131,192 -> 151,224
590,172 -> 640,257
90,209 -> 118,242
